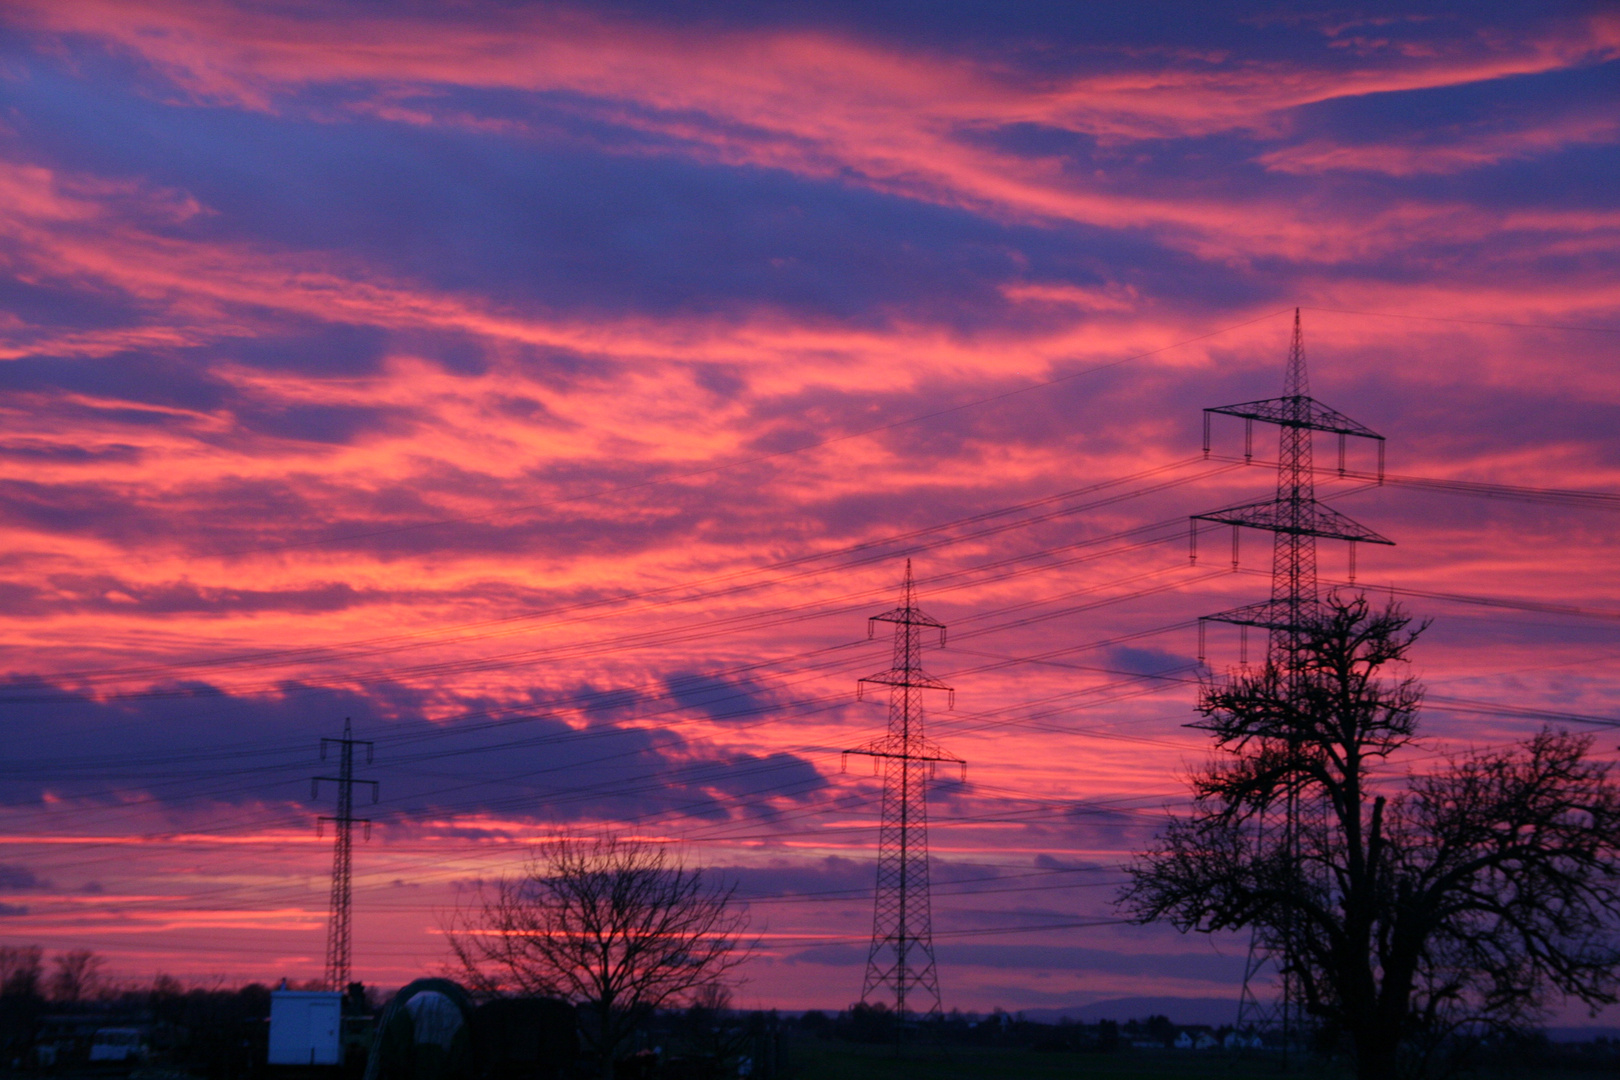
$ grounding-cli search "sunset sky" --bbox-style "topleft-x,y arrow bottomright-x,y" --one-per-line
1,1 -> 1618,1022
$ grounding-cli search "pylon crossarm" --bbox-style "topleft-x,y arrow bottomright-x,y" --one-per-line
321,737 -> 374,758
869,605 -> 946,628
844,739 -> 965,780
843,747 -> 965,766
314,777 -> 380,801
318,814 -> 373,829
1205,397 -> 1382,439
1192,499 -> 1393,545
1203,599 -> 1318,634
859,669 -> 952,691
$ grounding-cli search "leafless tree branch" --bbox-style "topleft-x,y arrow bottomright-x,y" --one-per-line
445,835 -> 751,1078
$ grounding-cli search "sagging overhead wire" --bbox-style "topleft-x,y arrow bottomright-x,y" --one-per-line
7,457 -> 1232,698
9,546 -> 1598,856
1242,567 -> 1620,625
1212,452 -> 1620,513
2,597 -> 1212,888
0,555 -> 1223,826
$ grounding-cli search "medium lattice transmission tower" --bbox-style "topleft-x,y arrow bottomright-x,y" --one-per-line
844,561 -> 965,1021
312,718 -> 378,992
1190,310 -> 1392,1038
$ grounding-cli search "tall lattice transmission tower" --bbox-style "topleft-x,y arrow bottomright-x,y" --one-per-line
312,718 -> 378,991
1190,310 -> 1392,1039
844,561 -> 965,1021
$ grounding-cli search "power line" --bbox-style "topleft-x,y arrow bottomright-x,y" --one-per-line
0,458 -> 1225,697
5,550 -> 1605,851
161,310 -> 1294,564
1302,305 -> 1620,335
1212,454 -> 1620,512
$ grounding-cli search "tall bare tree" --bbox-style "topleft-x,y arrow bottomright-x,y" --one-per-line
0,947 -> 42,1000
49,949 -> 104,1003
446,836 -> 750,1078
1122,592 -> 1620,1079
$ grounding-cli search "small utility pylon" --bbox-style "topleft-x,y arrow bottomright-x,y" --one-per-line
844,561 -> 964,1022
312,718 -> 378,992
1190,310 -> 1392,1048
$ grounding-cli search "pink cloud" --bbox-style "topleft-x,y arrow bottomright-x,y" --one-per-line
5,2 -> 1617,257
0,2 -> 1614,1012
1259,111 -> 1620,176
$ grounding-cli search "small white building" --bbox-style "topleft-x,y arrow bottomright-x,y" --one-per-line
269,990 -> 343,1066
1174,1031 -> 1194,1049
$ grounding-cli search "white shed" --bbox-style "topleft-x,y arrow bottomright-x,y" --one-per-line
269,990 -> 343,1066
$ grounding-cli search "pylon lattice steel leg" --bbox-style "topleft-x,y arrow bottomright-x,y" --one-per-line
845,561 -> 963,1021
313,718 -> 377,991
328,762 -> 352,992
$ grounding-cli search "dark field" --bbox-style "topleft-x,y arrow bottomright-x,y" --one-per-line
782,1036 -> 1611,1080
787,1039 -> 1341,1080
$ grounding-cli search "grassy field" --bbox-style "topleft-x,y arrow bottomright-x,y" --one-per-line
783,1037 -> 1352,1080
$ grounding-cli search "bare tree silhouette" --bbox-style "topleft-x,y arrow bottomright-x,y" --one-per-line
1122,592 -> 1620,1079
0,947 -> 43,1000
446,835 -> 750,1079
50,949 -> 104,1003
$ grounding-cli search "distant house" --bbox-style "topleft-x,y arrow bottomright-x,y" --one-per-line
1174,1032 -> 1194,1050
1194,1032 -> 1219,1050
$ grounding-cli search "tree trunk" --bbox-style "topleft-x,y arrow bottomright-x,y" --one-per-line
1353,1024 -> 1400,1080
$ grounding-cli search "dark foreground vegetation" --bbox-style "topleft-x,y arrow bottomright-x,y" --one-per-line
5,968 -> 1619,1080
1,975 -> 278,1080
